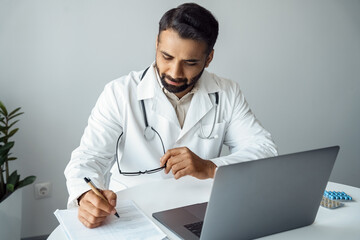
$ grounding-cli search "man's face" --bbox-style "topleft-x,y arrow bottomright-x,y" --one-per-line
155,29 -> 213,98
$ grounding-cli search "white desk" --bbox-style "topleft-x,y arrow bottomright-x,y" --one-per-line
49,177 -> 360,239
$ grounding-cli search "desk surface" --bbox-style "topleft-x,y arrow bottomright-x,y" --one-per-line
49,177 -> 360,239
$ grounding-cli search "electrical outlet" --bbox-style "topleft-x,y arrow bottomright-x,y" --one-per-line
34,182 -> 52,199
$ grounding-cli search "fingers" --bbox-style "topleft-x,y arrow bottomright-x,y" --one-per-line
160,147 -> 217,179
160,147 -> 184,166
168,159 -> 189,179
88,190 -> 116,214
80,199 -> 110,217
78,210 -> 106,228
102,190 -> 117,208
161,147 -> 197,178
169,158 -> 188,177
78,190 -> 117,228
164,155 -> 185,174
174,168 -> 188,179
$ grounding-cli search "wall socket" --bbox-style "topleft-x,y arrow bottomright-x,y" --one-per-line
34,182 -> 52,199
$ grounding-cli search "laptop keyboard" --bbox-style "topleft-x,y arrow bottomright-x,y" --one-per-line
184,221 -> 203,237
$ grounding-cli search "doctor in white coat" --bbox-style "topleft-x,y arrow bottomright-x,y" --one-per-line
65,3 -> 278,228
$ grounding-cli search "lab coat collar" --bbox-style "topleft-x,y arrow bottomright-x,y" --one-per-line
196,70 -> 221,95
137,64 -> 158,101
137,64 -> 179,127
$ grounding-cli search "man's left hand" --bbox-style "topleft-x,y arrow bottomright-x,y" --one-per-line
160,147 -> 217,179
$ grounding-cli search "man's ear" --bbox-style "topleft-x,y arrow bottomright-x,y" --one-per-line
205,49 -> 214,68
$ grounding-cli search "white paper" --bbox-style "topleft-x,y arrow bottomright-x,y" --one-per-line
54,200 -> 166,240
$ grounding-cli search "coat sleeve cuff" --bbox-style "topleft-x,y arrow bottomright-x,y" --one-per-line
210,157 -> 227,168
67,185 -> 92,209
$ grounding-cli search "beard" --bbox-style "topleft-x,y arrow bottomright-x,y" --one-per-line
155,63 -> 204,94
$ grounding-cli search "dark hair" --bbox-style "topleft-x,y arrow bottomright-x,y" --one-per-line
158,3 -> 219,55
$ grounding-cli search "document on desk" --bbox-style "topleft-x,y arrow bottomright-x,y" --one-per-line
54,200 -> 167,240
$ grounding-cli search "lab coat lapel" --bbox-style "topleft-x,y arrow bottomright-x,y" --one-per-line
178,90 -> 213,140
152,90 -> 180,127
177,71 -> 220,141
137,66 -> 180,128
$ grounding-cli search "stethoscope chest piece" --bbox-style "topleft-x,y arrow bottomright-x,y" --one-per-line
144,126 -> 155,141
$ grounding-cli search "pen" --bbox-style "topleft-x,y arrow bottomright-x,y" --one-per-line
83,177 -> 120,218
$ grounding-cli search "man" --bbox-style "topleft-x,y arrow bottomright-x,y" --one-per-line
65,3 -> 278,228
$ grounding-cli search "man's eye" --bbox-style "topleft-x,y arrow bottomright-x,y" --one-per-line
162,55 -> 172,60
186,62 -> 197,66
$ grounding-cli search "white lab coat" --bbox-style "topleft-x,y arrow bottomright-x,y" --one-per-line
65,63 -> 278,208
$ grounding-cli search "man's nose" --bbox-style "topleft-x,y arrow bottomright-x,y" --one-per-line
169,62 -> 184,79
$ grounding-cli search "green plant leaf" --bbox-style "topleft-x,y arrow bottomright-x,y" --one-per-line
0,142 -> 14,155
0,125 -> 9,133
7,128 -> 19,139
6,183 -> 14,193
0,101 -> 8,116
8,112 -> 24,121
0,155 -> 6,166
0,129 -> 18,144
17,175 -> 36,188
16,173 -> 20,185
7,157 -> 17,161
8,120 -> 20,130
8,107 -> 21,117
0,135 -> 7,143
0,117 -> 5,124
7,170 -> 18,185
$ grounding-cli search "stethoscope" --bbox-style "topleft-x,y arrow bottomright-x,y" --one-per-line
140,67 -> 219,140
115,67 -> 219,175
140,67 -> 157,141
198,91 -> 219,139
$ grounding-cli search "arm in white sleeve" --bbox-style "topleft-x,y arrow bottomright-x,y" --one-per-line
64,82 -> 123,208
211,84 -> 278,167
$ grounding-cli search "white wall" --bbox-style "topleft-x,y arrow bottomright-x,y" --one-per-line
0,0 -> 359,238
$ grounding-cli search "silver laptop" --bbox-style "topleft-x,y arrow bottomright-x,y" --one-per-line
153,146 -> 339,240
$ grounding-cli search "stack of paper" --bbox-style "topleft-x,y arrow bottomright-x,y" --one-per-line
54,200 -> 166,240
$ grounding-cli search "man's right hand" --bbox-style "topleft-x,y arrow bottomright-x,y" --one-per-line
77,189 -> 117,228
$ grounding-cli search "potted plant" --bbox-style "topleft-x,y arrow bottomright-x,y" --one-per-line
0,100 -> 36,239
